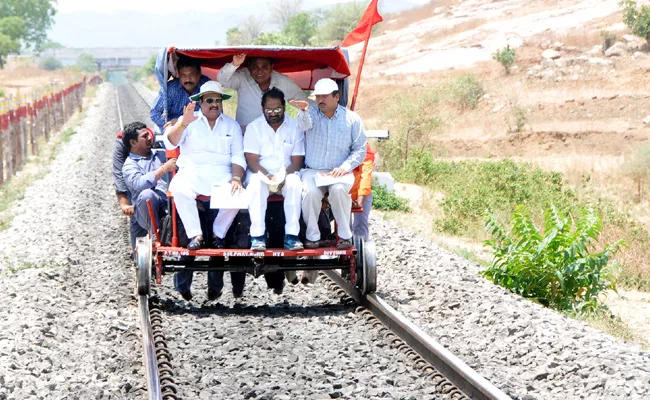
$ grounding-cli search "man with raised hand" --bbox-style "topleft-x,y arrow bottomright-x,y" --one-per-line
150,55 -> 210,133
122,122 -> 176,237
163,80 -> 246,301
244,88 -> 305,252
218,53 -> 307,127
290,78 -> 366,284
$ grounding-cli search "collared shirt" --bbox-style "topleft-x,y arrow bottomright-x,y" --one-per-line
218,63 -> 307,126
243,114 -> 305,176
297,103 -> 367,172
122,150 -> 168,202
150,74 -> 211,132
163,111 -> 245,195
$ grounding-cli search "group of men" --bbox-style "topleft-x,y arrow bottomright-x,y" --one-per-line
113,54 -> 374,301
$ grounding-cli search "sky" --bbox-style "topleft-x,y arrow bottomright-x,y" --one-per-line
48,0 -> 430,48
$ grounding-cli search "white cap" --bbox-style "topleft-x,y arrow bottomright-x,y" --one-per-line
190,80 -> 232,101
312,78 -> 339,95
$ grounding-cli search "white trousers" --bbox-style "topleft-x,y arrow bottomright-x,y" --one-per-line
247,173 -> 302,237
301,169 -> 353,241
170,178 -> 238,239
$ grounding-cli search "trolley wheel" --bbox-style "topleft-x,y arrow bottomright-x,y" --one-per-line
352,235 -> 364,282
136,235 -> 152,296
361,240 -> 377,294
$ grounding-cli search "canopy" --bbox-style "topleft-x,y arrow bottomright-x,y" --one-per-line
167,46 -> 351,91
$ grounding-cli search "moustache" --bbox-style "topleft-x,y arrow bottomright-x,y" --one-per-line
183,81 -> 194,85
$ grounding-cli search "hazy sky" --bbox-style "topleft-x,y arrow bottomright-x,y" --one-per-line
49,0 -> 430,48
55,0 -> 428,14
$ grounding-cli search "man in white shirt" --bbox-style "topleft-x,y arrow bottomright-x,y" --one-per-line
244,88 -> 305,252
218,54 -> 308,127
163,80 -> 247,300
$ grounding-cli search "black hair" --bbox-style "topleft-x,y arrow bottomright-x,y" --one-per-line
176,55 -> 201,73
332,90 -> 340,98
261,87 -> 286,108
122,121 -> 147,151
248,56 -> 274,67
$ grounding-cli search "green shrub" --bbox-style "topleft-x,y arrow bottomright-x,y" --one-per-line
482,204 -> 623,312
38,56 -> 62,71
620,0 -> 650,43
443,74 -> 483,110
508,105 -> 528,133
621,144 -> 650,202
0,88 -> 4,98
492,45 -> 516,74
372,184 -> 410,212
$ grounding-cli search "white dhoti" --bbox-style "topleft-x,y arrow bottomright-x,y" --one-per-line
247,172 -> 302,237
169,168 -> 238,239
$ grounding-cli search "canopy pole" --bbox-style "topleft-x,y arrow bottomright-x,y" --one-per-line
349,25 -> 372,111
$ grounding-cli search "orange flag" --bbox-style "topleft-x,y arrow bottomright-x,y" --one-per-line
341,0 -> 383,47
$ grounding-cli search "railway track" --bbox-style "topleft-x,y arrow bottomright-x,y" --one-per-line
117,82 -> 511,400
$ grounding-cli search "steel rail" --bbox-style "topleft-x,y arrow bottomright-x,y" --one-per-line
322,270 -> 512,400
138,295 -> 163,400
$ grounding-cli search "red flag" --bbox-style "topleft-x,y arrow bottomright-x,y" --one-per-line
341,0 -> 383,47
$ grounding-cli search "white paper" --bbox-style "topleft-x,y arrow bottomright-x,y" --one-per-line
313,172 -> 355,188
209,184 -> 249,209
258,165 -> 286,193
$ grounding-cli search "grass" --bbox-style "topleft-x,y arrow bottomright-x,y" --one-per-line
567,307 -> 647,348
419,18 -> 488,45
379,0 -> 460,33
1,258 -> 66,275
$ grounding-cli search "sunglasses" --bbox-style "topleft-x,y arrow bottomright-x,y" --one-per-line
263,107 -> 283,115
203,98 -> 222,104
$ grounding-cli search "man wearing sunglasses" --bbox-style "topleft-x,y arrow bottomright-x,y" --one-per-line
218,54 -> 307,128
163,80 -> 247,301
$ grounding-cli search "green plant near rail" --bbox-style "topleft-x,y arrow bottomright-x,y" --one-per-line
372,183 -> 410,212
482,204 -> 623,312
620,0 -> 650,43
492,45 -> 516,74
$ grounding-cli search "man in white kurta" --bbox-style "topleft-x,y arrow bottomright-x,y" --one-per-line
163,81 -> 246,251
244,88 -> 305,252
218,54 -> 308,127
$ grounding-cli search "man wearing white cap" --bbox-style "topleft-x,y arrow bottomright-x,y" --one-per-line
290,78 -> 367,256
164,80 -> 247,300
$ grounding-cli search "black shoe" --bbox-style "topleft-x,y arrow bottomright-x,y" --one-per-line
305,240 -> 319,249
207,288 -> 222,301
188,236 -> 203,250
290,277 -> 300,285
233,288 -> 244,298
179,291 -> 193,301
212,236 -> 225,249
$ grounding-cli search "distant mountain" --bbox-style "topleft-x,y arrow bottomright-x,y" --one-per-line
48,0 -> 427,48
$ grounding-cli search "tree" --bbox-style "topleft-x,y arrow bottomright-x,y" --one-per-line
620,0 -> 650,43
253,31 -> 300,46
318,2 -> 366,43
0,0 -> 57,67
76,53 -> 98,72
38,55 -> 62,70
270,0 -> 302,26
492,45 -> 516,74
283,12 -> 317,46
37,40 -> 63,53
226,27 -> 248,46
242,15 -> 265,43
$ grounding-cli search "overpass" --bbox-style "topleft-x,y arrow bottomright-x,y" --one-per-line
37,47 -> 158,70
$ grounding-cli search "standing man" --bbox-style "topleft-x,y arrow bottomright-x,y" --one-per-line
244,88 -> 305,252
150,55 -> 210,133
218,54 -> 307,127
122,122 -> 176,236
163,80 -> 247,300
290,78 -> 366,284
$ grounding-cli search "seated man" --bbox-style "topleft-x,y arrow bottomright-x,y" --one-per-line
244,88 -> 305,251
163,80 -> 246,300
218,54 -> 308,127
122,122 -> 176,236
291,78 -> 367,249
150,55 -> 211,133
113,123 -> 149,250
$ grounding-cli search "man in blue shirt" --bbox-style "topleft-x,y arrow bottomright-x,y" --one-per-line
122,122 -> 177,235
150,55 -> 210,133
291,78 -> 366,250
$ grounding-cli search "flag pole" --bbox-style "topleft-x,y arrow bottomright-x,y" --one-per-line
349,22 -> 373,112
